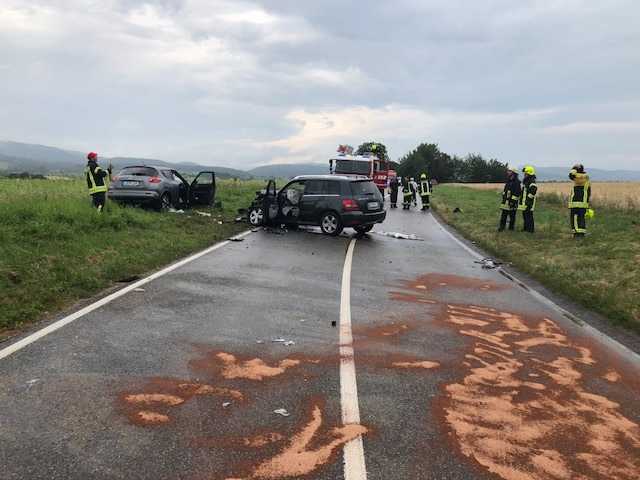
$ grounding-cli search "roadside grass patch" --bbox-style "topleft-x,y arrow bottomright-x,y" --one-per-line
0,178 -> 263,338
432,185 -> 640,331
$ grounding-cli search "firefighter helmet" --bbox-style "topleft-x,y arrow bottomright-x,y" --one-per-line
522,165 -> 536,176
420,173 -> 427,179
87,152 -> 98,160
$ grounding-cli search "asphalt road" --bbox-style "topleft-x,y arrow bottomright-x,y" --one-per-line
1,200 -> 639,480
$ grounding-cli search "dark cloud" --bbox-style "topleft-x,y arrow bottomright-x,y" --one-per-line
0,0 -> 638,169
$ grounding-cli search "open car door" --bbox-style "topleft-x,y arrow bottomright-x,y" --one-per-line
189,171 -> 216,206
263,179 -> 279,223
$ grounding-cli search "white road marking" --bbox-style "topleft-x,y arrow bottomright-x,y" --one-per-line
340,238 -> 368,480
0,230 -> 252,361
431,213 -> 640,364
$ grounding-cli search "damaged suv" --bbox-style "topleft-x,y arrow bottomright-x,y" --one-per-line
247,175 -> 386,235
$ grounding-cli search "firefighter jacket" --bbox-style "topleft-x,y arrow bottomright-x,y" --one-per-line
518,175 -> 538,211
501,175 -> 521,211
419,180 -> 431,197
568,170 -> 591,209
85,160 -> 110,195
402,182 -> 413,198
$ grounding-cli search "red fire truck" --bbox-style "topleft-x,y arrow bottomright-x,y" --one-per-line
329,145 -> 395,196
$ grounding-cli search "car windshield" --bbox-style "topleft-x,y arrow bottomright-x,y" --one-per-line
335,159 -> 370,175
118,167 -> 158,177
350,180 -> 379,196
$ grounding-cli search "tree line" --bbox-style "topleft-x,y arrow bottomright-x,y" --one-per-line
358,141 -> 507,183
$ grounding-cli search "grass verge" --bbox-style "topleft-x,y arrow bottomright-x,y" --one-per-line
0,178 -> 263,339
432,185 -> 640,331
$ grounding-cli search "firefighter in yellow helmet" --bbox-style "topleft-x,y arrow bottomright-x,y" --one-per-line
518,165 -> 538,233
419,172 -> 432,210
568,164 -> 591,238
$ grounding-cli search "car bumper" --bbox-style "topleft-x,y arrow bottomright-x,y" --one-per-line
108,190 -> 160,203
342,210 -> 386,226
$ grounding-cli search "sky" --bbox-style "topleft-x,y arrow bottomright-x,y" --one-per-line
1,0 -> 639,170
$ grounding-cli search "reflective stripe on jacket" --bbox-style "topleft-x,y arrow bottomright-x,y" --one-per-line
85,162 -> 109,195
419,180 -> 431,196
568,171 -> 590,208
518,177 -> 537,211
501,176 -> 521,211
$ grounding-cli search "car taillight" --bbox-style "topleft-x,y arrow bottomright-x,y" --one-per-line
148,176 -> 162,183
342,198 -> 360,211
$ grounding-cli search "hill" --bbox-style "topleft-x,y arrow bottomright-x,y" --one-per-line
536,167 -> 640,182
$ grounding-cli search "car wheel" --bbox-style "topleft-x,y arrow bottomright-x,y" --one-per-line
159,192 -> 172,211
354,225 -> 373,234
248,206 -> 264,226
320,212 -> 343,236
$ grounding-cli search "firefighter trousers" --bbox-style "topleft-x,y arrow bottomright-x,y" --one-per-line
522,210 -> 535,233
420,194 -> 430,210
91,192 -> 106,212
499,209 -> 516,231
570,208 -> 587,237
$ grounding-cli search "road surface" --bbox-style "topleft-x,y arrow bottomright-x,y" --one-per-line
1,204 -> 639,480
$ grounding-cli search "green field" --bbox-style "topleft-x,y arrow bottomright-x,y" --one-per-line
432,185 -> 640,331
0,177 -> 262,339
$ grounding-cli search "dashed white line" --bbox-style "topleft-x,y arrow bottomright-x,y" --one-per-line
339,238 -> 368,480
0,230 -> 252,361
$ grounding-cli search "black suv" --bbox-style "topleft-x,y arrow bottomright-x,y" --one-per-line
247,175 -> 386,235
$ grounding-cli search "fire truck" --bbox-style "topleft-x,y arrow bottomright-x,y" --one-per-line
329,145 -> 395,196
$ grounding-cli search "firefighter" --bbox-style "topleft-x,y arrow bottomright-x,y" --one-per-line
498,165 -> 521,231
518,165 -> 538,233
389,175 -> 399,208
402,176 -> 413,210
568,164 -> 591,238
409,177 -> 418,206
85,152 -> 111,212
419,172 -> 431,210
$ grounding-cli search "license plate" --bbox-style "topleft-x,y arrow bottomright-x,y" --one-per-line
123,181 -> 139,187
367,202 -> 379,210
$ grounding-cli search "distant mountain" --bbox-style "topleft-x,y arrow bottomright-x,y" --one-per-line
248,163 -> 327,178
536,167 -> 640,182
0,141 -> 251,179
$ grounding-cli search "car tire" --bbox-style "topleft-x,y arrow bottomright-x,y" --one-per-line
248,206 -> 264,226
158,192 -> 172,211
354,225 -> 373,234
320,211 -> 343,236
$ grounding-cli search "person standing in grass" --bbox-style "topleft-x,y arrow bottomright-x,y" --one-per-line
498,165 -> 521,231
85,152 -> 111,212
568,163 -> 591,238
518,165 -> 538,233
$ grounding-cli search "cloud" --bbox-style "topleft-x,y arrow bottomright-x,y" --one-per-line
0,0 -> 639,169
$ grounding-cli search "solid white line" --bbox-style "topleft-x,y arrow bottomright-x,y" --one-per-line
340,238 -> 368,480
431,213 -> 640,364
0,230 -> 252,362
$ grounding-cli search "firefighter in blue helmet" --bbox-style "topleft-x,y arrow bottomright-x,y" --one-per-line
568,164 -> 592,238
419,172 -> 431,210
498,165 -> 521,231
85,152 -> 111,212
518,165 -> 538,233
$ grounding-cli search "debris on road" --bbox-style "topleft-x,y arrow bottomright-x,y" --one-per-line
374,231 -> 424,241
273,408 -> 291,417
474,258 -> 504,269
26,378 -> 40,386
284,341 -> 295,346
331,321 -> 337,327
256,340 -> 264,344
222,402 -> 232,408
228,236 -> 245,242
272,338 -> 286,343
133,288 -> 146,292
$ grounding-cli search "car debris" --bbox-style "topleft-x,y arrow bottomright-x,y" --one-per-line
373,231 -> 424,241
227,236 -> 245,242
195,211 -> 212,217
168,208 -> 185,214
273,408 -> 291,417
272,338 -> 286,343
453,207 -> 463,213
475,258 -> 504,269
222,402 -> 232,408
256,340 -> 264,344
284,341 -> 295,346
133,288 -> 146,292
26,379 -> 40,387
